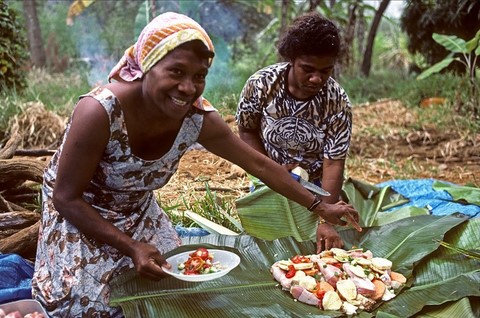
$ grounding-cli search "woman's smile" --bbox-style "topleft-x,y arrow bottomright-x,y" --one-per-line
170,96 -> 189,107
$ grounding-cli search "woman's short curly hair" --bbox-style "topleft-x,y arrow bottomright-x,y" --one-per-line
277,12 -> 341,61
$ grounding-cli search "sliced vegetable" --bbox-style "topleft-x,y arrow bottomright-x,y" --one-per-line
285,265 -> 296,278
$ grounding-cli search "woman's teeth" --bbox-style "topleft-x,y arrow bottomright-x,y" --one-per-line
171,97 -> 187,106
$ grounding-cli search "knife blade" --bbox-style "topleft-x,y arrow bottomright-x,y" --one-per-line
290,172 -> 330,196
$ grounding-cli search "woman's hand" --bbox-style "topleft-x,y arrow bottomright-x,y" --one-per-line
314,201 -> 362,232
316,222 -> 343,252
129,241 -> 170,280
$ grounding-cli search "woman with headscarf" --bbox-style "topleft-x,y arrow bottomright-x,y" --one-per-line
32,12 -> 360,317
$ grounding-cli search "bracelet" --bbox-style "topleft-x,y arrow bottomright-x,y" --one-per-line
307,194 -> 323,212
318,218 -> 327,224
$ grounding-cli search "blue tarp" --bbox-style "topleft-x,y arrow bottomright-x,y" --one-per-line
175,225 -> 210,238
377,179 -> 480,218
0,253 -> 34,304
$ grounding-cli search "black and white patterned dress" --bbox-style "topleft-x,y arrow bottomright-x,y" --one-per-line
236,62 -> 352,181
32,87 -> 204,317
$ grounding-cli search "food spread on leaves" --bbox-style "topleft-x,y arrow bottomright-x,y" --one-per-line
177,248 -> 225,275
271,248 -> 407,315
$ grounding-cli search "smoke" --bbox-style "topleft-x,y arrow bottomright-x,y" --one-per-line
71,0 -> 252,96
73,14 -> 116,87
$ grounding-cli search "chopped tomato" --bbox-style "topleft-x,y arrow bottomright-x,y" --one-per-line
285,265 -> 296,278
189,247 -> 210,260
332,262 -> 343,269
316,289 -> 327,300
290,255 -> 310,263
184,256 -> 205,273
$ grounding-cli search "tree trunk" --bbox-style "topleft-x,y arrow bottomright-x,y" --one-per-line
308,0 -> 322,12
356,5 -> 366,62
360,0 -> 390,77
277,0 -> 291,62
22,0 -> 46,68
342,1 -> 359,69
280,0 -> 291,36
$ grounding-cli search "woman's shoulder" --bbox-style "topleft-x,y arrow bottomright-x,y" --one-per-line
325,77 -> 349,97
81,86 -> 118,104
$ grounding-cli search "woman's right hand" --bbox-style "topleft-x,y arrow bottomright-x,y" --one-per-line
129,241 -> 170,280
314,201 -> 362,232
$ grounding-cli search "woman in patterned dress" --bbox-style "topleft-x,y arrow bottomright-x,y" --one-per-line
32,12 -> 360,317
236,12 -> 358,253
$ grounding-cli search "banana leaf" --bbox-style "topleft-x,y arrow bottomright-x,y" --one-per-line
376,218 -> 480,317
341,178 -> 414,227
414,297 -> 480,318
432,181 -> 480,206
235,177 -> 410,242
109,213 -> 469,318
235,184 -> 318,241
373,206 -> 429,226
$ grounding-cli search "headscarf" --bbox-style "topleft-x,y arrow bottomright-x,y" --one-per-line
108,11 -> 215,111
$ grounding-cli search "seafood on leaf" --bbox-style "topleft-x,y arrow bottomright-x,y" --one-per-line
270,247 -> 407,315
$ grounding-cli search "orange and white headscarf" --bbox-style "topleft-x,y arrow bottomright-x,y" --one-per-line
108,12 -> 215,111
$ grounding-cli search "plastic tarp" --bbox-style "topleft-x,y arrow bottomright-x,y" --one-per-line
377,179 -> 480,218
0,253 -> 34,304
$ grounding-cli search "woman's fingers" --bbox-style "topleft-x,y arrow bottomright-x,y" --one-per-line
344,213 -> 362,232
334,202 -> 362,232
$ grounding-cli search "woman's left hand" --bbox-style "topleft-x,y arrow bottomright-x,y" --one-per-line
316,222 -> 343,252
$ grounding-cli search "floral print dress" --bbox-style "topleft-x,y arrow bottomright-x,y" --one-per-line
32,87 -> 202,317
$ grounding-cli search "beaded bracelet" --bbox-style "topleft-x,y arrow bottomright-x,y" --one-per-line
307,194 -> 323,212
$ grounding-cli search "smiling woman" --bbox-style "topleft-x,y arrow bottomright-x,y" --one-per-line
31,11 -> 360,318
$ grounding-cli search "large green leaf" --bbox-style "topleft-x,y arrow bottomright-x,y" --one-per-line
432,33 -> 467,53
415,297 -> 480,318
340,213 -> 468,276
417,57 -> 456,80
373,206 -> 429,226
341,178 -> 410,227
109,214 -> 469,318
235,178 -> 410,243
110,237 -> 340,318
376,218 -> 480,317
465,30 -> 480,53
432,181 -> 480,206
235,185 -> 318,242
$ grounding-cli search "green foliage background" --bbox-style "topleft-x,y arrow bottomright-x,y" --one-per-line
0,1 -> 28,92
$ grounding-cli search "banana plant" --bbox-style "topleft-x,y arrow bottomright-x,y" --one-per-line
417,30 -> 480,81
417,29 -> 480,116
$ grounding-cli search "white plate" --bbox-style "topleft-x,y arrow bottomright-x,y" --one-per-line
0,299 -> 49,317
162,249 -> 240,282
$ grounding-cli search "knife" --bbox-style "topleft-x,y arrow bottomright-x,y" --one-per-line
290,172 -> 330,197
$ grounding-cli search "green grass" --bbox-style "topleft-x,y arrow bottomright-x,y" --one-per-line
159,182 -> 241,232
